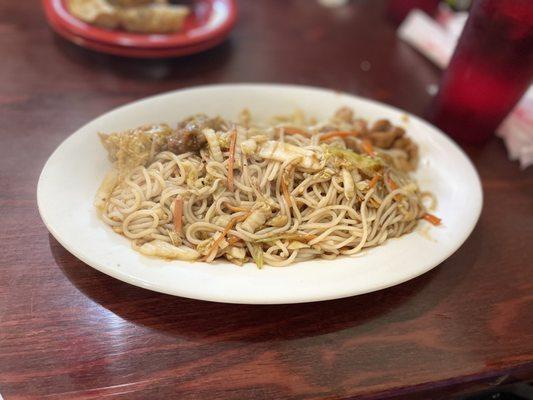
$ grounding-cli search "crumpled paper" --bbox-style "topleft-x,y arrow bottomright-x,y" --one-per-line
398,8 -> 533,168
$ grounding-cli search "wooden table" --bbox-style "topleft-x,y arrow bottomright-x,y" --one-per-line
1,1 -> 532,399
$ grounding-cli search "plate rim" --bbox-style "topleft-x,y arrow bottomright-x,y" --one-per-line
45,11 -> 230,58
37,83 -> 483,304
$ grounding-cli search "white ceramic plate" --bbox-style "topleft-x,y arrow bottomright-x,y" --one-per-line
38,84 -> 482,304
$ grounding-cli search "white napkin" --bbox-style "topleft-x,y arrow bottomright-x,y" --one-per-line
398,8 -> 533,168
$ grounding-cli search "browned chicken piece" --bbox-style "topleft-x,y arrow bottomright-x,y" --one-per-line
67,0 -> 119,29
333,107 -> 354,124
342,118 -> 369,151
392,136 -> 419,171
371,119 -> 392,131
167,114 -> 227,154
367,119 -> 405,148
118,4 -> 190,33
342,118 -> 418,171
352,118 -> 369,135
361,119 -> 418,171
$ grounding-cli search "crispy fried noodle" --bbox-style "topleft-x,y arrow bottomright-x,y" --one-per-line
95,108 -> 439,267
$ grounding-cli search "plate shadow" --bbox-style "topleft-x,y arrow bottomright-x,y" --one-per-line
49,227 -> 480,343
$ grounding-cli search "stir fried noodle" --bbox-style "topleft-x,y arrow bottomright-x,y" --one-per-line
95,108 -> 439,267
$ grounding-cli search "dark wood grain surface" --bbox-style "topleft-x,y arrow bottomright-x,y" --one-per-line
1,1 -> 532,399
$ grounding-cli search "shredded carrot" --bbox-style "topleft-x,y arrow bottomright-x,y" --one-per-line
369,198 -> 381,208
283,126 -> 311,137
208,213 -> 249,255
227,129 -> 237,191
227,236 -> 244,247
281,165 -> 295,207
303,234 -> 317,242
423,213 -> 442,226
387,177 -> 398,190
173,197 -> 183,233
369,174 -> 381,189
385,176 -> 402,201
281,178 -> 292,207
226,203 -> 250,212
319,130 -> 359,142
385,175 -> 398,190
361,139 -> 375,156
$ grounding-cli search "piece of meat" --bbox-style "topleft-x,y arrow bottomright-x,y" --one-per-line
167,114 -> 227,154
352,118 -> 369,135
177,114 -> 227,132
392,136 -> 419,171
357,118 -> 418,171
371,119 -> 392,132
333,107 -> 354,124
167,130 -> 206,154
343,119 -> 370,152
367,119 -> 405,148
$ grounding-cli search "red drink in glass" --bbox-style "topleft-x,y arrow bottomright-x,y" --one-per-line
429,0 -> 533,144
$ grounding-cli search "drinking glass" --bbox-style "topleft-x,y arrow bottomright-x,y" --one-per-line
429,0 -> 533,143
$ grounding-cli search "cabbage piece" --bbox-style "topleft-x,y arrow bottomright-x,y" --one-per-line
240,138 -> 258,155
203,128 -> 223,162
250,244 -> 264,269
241,203 -> 272,233
266,215 -> 288,227
341,167 -> 355,199
225,246 -> 247,265
324,145 -> 383,175
138,240 -> 200,261
287,241 -> 310,250
94,170 -> 119,212
259,140 -> 322,170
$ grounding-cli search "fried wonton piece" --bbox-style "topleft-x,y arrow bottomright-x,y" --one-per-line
107,0 -> 167,7
66,0 -> 119,29
118,4 -> 190,33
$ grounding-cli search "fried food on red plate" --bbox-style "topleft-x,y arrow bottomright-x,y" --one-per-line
66,0 -> 190,33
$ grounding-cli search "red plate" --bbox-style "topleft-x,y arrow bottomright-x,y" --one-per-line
45,6 -> 230,58
42,0 -> 237,49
